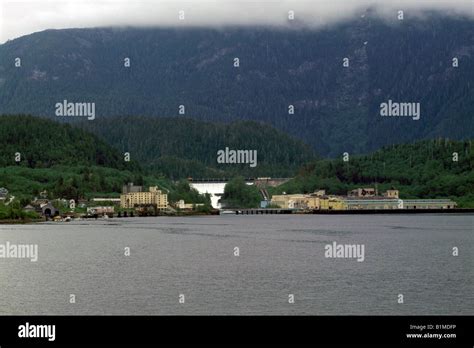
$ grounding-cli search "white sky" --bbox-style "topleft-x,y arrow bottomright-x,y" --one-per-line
1,0 -> 473,43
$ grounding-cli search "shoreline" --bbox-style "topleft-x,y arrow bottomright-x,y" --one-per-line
1,209 -> 473,224
0,218 -> 44,224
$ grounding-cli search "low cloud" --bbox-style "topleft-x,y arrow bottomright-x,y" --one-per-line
1,0 -> 473,43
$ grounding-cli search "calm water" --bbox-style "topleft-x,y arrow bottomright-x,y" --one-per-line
0,215 -> 472,315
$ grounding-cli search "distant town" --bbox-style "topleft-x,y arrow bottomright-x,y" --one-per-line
0,182 -> 216,222
0,178 -> 466,223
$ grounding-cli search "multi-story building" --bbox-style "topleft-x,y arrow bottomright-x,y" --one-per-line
120,186 -> 168,210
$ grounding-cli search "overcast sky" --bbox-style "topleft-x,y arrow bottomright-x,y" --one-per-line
1,0 -> 473,43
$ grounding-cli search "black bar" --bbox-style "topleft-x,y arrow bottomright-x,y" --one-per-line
0,316 -> 472,346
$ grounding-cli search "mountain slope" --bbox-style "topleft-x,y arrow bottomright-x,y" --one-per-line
76,116 -> 316,178
0,15 -> 473,156
0,115 -> 129,169
0,115 -> 145,199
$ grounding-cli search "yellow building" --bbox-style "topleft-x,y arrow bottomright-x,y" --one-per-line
305,196 -> 320,209
318,196 -> 347,210
271,194 -> 310,209
383,189 -> 399,199
271,194 -> 294,208
120,186 -> 168,210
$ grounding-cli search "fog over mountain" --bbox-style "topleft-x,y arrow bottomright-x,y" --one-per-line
1,0 -> 474,43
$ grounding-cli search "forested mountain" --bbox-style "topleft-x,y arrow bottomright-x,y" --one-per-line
0,115 -> 144,200
76,116 -> 316,178
273,139 -> 474,207
0,14 -> 473,156
0,115 -> 130,169
0,116 -> 471,206
0,115 -> 314,201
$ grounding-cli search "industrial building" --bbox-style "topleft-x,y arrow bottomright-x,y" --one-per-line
401,199 -> 456,210
343,198 -> 400,210
270,188 -> 457,211
271,192 -> 344,210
